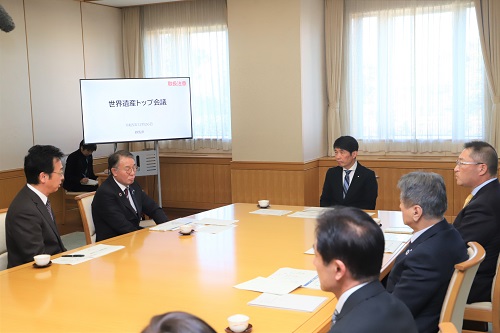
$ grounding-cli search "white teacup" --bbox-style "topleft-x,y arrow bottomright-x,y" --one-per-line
258,200 -> 269,208
227,314 -> 249,333
34,254 -> 51,266
180,224 -> 193,234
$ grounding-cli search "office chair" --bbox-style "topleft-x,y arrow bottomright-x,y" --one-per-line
0,208 -> 8,270
463,253 -> 500,333
439,242 -> 485,332
75,192 -> 96,244
439,322 -> 459,333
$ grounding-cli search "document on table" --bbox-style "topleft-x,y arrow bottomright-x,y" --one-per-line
52,244 -> 125,265
249,209 -> 292,216
304,247 -> 315,255
84,179 -> 98,186
385,226 -> 413,234
196,225 -> 236,234
149,217 -> 196,231
193,218 -> 238,226
384,232 -> 412,242
267,267 -> 318,287
248,293 -> 328,312
287,210 -> 323,218
234,276 -> 301,295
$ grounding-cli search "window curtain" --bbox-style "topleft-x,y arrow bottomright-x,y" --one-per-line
325,0 -> 344,157
474,0 -> 500,151
141,0 -> 231,151
331,0 -> 491,154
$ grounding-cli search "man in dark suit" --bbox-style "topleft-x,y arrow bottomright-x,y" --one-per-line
92,150 -> 168,241
320,136 -> 377,209
63,140 -> 98,192
386,172 -> 468,333
454,141 -> 500,304
314,206 -> 417,333
6,145 -> 67,268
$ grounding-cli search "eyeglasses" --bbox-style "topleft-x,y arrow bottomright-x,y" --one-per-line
50,170 -> 64,177
116,165 -> 138,174
455,160 -> 484,167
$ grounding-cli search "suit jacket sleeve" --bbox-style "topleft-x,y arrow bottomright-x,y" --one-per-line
357,167 -> 378,210
320,168 -> 336,207
7,208 -> 47,265
134,184 -> 168,223
63,151 -> 82,189
455,192 -> 498,245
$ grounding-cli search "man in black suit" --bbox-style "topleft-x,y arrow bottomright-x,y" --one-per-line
454,141 -> 500,304
386,172 -> 468,333
314,206 -> 417,333
320,136 -> 377,209
6,145 -> 67,268
63,140 -> 98,192
92,150 -> 168,241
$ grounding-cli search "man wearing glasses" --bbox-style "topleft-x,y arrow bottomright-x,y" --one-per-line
92,150 -> 168,241
6,145 -> 67,268
454,141 -> 500,305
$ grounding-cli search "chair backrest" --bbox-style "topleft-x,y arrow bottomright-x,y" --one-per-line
438,322 -> 459,333
492,254 -> 500,330
440,241 -> 486,331
75,192 -> 96,245
0,208 -> 8,270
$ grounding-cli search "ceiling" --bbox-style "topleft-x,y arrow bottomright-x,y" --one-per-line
82,0 -> 189,8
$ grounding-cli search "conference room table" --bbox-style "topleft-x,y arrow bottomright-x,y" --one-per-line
0,204 -> 408,333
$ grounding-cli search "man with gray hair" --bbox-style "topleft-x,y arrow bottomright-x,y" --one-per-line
386,171 -> 467,333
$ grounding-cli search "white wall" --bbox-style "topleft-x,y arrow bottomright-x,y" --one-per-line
0,0 -> 123,171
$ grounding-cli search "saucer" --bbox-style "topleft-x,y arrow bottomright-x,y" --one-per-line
178,230 -> 195,236
225,324 -> 253,333
257,205 -> 270,209
33,261 -> 52,268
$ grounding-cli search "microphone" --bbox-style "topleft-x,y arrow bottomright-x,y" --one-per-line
0,4 -> 15,33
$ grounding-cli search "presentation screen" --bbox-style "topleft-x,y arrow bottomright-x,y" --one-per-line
80,77 -> 193,144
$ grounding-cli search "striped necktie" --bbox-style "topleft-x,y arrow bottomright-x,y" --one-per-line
343,170 -> 352,198
331,309 -> 339,326
45,199 -> 54,221
463,193 -> 473,208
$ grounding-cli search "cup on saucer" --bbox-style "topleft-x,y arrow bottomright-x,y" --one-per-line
34,254 -> 51,267
179,224 -> 194,235
227,314 -> 249,333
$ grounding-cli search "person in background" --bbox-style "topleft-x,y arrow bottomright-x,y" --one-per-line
386,172 -> 468,333
453,141 -> 500,331
314,206 -> 417,333
63,140 -> 98,192
92,150 -> 167,241
320,136 -> 378,209
6,145 -> 67,268
142,311 -> 216,333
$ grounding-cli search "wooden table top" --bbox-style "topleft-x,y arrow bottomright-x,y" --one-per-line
0,204 -> 406,333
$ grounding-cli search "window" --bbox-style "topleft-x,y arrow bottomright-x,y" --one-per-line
340,0 -> 487,153
141,0 -> 231,151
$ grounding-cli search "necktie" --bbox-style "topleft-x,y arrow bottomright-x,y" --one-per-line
331,309 -> 339,326
463,193 -> 473,208
45,199 -> 54,221
343,170 -> 352,198
124,187 -> 129,198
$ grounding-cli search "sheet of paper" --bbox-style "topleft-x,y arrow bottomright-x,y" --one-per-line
196,225 -> 235,234
248,293 -> 328,312
194,218 -> 238,226
384,232 -> 412,242
267,267 -> 318,287
384,240 -> 404,253
52,244 -> 125,265
84,179 -> 99,186
249,209 -> 292,216
234,277 -> 301,295
303,207 -> 332,212
385,226 -> 413,234
302,275 -> 321,290
149,217 -> 196,231
304,247 -> 315,255
287,211 -> 322,219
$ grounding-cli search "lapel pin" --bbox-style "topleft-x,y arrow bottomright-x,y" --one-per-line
405,249 -> 412,255
118,193 -> 122,197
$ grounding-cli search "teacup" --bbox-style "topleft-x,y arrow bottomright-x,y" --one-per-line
258,200 -> 269,208
227,314 -> 249,333
34,254 -> 51,266
180,224 -> 193,234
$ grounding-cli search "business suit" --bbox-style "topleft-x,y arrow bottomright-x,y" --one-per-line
92,175 -> 168,241
6,186 -> 66,268
320,162 -> 378,209
63,149 -> 98,192
454,179 -> 500,303
330,280 -> 418,333
386,219 -> 468,333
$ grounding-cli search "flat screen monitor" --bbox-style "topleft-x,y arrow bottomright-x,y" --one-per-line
80,77 -> 193,144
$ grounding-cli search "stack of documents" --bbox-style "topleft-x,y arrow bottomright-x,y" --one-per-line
52,244 -> 124,265
149,217 -> 196,231
234,267 -> 327,312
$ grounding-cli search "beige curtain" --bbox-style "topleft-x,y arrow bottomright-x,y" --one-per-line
325,0 -> 344,156
122,7 -> 151,151
474,0 -> 500,151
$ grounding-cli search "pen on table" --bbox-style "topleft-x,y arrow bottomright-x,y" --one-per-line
62,254 -> 85,257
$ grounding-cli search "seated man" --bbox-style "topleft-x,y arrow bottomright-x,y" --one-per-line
386,171 -> 468,333
314,206 -> 417,333
63,140 -> 98,192
6,145 -> 67,268
320,136 -> 377,209
92,150 -> 168,241
453,141 -> 500,304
